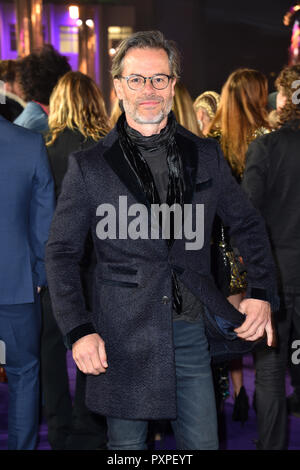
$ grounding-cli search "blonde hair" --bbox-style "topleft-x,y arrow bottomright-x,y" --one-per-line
193,91 -> 220,120
47,71 -> 111,146
110,98 -> 123,128
172,82 -> 202,137
209,68 -> 269,176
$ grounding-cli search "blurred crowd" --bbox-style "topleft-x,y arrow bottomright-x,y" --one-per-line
1,37 -> 300,451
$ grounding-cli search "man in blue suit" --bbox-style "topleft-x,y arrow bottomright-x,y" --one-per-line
0,115 -> 55,449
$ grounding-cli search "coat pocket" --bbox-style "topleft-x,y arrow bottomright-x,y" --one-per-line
195,178 -> 213,192
100,279 -> 138,288
95,263 -> 139,287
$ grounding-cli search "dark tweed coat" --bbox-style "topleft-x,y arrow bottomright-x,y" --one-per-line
45,123 -> 278,420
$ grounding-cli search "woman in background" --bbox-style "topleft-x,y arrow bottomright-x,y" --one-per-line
210,68 -> 270,180
193,89 -> 232,418
172,82 -> 203,136
46,71 -> 111,195
209,68 -> 270,423
193,90 -> 220,136
42,71 -> 111,450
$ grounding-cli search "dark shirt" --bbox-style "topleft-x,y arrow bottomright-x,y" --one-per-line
135,132 -> 203,322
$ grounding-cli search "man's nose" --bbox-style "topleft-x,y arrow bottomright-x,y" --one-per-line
144,78 -> 155,92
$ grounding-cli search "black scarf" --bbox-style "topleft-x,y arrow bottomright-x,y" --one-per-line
117,112 -> 185,314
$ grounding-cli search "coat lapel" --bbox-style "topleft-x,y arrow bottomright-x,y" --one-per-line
102,128 -> 149,207
175,130 -> 199,206
102,125 -> 208,208
170,128 -> 212,253
101,125 -> 211,251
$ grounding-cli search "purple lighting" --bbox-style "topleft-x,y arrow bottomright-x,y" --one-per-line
0,2 -> 80,70
0,2 -> 102,84
0,3 -> 18,59
49,4 -> 79,70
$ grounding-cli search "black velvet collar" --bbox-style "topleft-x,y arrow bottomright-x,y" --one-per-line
102,120 -> 200,209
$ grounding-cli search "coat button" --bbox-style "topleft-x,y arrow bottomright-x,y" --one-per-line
162,296 -> 170,304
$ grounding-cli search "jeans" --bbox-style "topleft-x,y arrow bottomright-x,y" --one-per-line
107,318 -> 218,450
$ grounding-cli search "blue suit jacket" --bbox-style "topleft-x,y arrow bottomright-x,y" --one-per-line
0,115 -> 55,305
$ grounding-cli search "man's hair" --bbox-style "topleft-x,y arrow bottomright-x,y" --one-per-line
275,64 -> 300,125
111,30 -> 181,79
17,44 -> 71,105
0,60 -> 19,83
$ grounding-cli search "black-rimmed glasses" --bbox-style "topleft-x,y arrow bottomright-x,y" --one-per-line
119,74 -> 173,90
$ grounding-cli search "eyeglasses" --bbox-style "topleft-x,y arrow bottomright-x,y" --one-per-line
119,74 -> 173,91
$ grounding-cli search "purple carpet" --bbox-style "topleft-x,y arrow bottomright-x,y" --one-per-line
0,353 -> 299,450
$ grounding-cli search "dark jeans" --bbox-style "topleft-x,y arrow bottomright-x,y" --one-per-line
254,292 -> 300,450
40,287 -> 107,450
107,318 -> 218,450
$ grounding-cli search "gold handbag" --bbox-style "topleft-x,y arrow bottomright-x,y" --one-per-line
219,225 -> 247,295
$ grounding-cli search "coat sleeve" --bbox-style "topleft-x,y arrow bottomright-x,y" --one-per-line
241,138 -> 269,210
29,135 -> 55,287
45,153 -> 97,341
214,142 -> 279,311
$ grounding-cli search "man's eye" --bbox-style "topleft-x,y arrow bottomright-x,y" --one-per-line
154,76 -> 166,84
130,77 -> 142,84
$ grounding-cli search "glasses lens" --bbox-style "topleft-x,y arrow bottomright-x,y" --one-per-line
152,75 -> 169,90
128,76 -> 144,90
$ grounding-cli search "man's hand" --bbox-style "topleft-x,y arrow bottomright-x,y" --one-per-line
37,286 -> 42,294
234,298 -> 274,347
72,333 -> 108,375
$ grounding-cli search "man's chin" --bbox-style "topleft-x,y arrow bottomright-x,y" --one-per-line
134,112 -> 165,125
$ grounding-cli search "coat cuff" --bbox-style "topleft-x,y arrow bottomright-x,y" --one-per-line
246,287 -> 280,312
65,322 -> 97,349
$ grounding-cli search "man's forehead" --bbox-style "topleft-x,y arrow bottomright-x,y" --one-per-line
122,47 -> 170,74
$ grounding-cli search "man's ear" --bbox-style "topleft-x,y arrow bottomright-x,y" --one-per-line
114,78 -> 124,101
171,77 -> 177,97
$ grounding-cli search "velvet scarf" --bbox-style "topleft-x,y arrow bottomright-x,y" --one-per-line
117,111 -> 185,314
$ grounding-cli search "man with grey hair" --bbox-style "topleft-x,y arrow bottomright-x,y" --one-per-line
46,30 -> 278,450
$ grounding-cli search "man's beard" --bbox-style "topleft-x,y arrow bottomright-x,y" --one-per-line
122,94 -> 173,125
